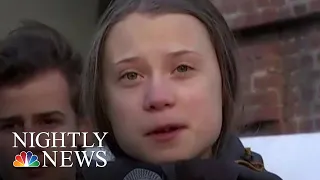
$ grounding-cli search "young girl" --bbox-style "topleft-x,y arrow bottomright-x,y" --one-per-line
81,0 -> 282,179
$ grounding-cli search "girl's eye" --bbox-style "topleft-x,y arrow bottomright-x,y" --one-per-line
174,64 -> 194,73
118,71 -> 143,87
120,72 -> 140,80
123,72 -> 138,80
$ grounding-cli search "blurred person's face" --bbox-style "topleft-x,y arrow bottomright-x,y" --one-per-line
0,70 -> 89,180
103,13 -> 222,164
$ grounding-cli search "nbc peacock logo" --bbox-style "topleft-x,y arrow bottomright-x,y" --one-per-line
13,151 -> 40,167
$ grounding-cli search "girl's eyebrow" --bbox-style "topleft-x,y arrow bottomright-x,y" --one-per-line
115,56 -> 141,66
165,49 -> 202,59
114,49 -> 201,66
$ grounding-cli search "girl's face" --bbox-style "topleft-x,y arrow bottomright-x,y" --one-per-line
103,13 -> 222,163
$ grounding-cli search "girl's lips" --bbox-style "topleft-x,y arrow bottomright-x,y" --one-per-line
145,124 -> 187,142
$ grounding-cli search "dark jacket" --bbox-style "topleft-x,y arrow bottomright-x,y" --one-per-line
79,135 -> 282,180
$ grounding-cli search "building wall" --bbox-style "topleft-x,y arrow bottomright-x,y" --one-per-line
0,0 -> 99,55
215,0 -> 320,30
211,0 -> 320,135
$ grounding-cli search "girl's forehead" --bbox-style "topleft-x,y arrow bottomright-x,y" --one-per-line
104,13 -> 213,64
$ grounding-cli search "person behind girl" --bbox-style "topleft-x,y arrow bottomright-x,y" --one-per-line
80,0 -> 282,179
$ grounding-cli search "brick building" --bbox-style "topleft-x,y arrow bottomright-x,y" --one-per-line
212,0 -> 320,136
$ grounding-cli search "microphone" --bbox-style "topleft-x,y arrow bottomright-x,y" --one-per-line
80,159 -> 165,180
123,168 -> 163,180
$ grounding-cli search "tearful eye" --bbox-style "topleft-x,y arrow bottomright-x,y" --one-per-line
120,71 -> 141,81
126,72 -> 138,80
118,70 -> 145,87
175,65 -> 193,73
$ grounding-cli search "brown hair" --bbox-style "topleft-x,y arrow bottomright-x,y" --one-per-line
0,20 -> 83,117
81,0 -> 238,157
